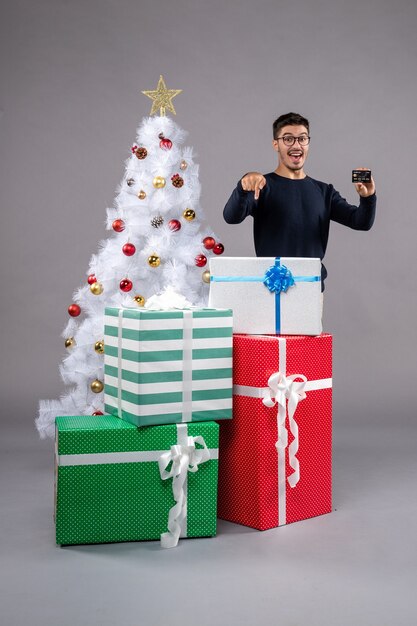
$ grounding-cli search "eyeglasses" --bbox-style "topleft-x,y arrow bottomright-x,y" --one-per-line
276,135 -> 310,147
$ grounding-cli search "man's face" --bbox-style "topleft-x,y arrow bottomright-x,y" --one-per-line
272,124 -> 310,172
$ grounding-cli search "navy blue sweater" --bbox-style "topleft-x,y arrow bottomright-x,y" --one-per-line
223,172 -> 376,289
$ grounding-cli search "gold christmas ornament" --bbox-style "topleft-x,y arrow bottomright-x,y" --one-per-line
91,379 -> 104,393
90,282 -> 103,295
94,340 -> 105,354
180,160 -> 188,171
65,337 -> 75,349
148,254 -> 161,268
138,190 -> 146,200
134,295 -> 146,307
153,176 -> 166,189
142,75 -> 182,117
183,208 -> 196,221
202,270 -> 211,284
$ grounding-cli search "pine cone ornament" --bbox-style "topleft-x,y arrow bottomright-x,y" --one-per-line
151,216 -> 164,228
131,145 -> 148,159
171,174 -> 184,188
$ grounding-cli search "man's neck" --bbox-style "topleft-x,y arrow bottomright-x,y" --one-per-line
275,164 -> 307,180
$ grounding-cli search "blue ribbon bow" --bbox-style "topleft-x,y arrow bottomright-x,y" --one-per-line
263,263 -> 295,294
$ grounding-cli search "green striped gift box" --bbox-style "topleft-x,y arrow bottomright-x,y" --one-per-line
104,307 -> 233,427
55,415 -> 219,546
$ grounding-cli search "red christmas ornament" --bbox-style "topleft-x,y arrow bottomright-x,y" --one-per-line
213,243 -> 225,255
202,236 -> 216,250
68,303 -> 81,317
195,254 -> 207,267
168,219 -> 181,232
122,242 -> 136,256
87,274 -> 97,285
112,219 -> 125,233
120,278 -> 133,292
92,411 -> 104,416
159,133 -> 172,150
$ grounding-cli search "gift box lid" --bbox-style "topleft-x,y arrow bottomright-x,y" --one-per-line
104,307 -> 232,320
55,415 -> 219,455
209,256 -> 321,275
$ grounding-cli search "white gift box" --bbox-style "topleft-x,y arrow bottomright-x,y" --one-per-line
208,257 -> 322,335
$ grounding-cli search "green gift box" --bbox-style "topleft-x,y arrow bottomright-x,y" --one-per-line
55,415 -> 219,547
104,307 -> 233,427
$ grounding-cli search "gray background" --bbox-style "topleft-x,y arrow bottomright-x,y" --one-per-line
1,0 -> 416,624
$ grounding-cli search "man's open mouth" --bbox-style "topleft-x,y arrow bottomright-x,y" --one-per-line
289,151 -> 303,161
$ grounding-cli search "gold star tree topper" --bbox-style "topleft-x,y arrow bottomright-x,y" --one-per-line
142,75 -> 182,117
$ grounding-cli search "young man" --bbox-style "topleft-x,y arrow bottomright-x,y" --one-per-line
223,112 -> 376,289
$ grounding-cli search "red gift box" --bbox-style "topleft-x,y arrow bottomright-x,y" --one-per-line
217,333 -> 332,530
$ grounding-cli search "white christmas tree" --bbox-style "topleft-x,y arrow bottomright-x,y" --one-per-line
37,76 -> 224,439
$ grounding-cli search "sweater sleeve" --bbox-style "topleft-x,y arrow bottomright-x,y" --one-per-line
329,186 -> 376,231
223,180 -> 257,224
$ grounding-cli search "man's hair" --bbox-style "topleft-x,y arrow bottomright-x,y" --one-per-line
273,113 -> 309,139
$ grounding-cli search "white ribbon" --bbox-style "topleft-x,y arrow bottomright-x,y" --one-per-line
158,424 -> 211,548
262,371 -> 307,489
144,286 -> 193,310
181,310 -> 193,422
117,309 -> 124,417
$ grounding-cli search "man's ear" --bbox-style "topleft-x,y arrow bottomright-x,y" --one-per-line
272,139 -> 279,154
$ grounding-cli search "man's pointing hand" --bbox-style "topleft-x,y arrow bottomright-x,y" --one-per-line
241,172 -> 267,200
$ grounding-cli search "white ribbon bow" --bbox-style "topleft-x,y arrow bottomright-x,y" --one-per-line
158,435 -> 210,548
262,372 -> 307,488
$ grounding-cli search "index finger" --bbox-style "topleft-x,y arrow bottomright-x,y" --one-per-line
255,177 -> 266,200
254,179 -> 262,200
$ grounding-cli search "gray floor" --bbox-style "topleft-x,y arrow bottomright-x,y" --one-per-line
1,417 -> 416,626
